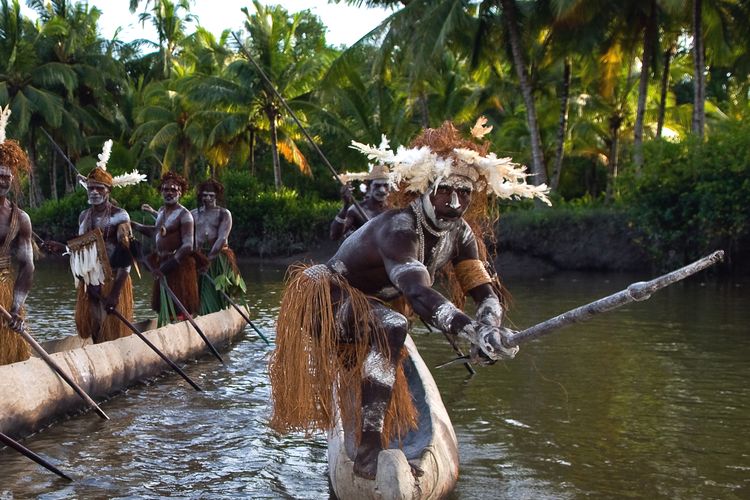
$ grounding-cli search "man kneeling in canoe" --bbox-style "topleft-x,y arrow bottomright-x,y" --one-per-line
270,120 -> 550,479
0,106 -> 34,365
70,140 -> 145,343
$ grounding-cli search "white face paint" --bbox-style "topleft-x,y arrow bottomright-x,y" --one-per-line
86,181 -> 109,206
0,165 -> 13,197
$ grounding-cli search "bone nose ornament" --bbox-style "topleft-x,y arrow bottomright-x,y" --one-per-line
448,191 -> 461,209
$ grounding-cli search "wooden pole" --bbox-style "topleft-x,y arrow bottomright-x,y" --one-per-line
0,431 -> 72,481
0,306 -> 109,420
138,258 -> 225,364
83,287 -> 204,391
200,273 -> 270,345
505,250 -> 724,347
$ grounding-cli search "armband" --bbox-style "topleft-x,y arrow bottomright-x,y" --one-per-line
454,259 -> 492,294
334,215 -> 347,224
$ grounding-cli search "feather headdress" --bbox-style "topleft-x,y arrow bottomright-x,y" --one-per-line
350,118 -> 551,205
87,139 -> 146,188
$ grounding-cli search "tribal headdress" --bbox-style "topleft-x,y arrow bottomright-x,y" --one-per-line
159,170 -> 189,193
86,139 -> 147,189
0,105 -> 31,196
196,178 -> 225,204
350,118 -> 551,205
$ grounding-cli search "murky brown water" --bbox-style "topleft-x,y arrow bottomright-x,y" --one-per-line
1,259 -> 748,499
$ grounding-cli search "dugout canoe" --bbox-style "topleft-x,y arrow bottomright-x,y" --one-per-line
0,307 -> 248,440
328,335 -> 459,500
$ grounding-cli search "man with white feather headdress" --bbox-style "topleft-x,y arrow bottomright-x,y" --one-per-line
70,139 -> 145,343
269,119 -> 551,479
329,160 -> 391,241
0,105 -> 35,365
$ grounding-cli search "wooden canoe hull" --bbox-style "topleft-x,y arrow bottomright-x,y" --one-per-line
327,335 -> 459,500
0,307 -> 247,440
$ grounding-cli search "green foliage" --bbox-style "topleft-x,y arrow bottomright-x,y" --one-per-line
620,121 -> 750,268
222,170 -> 338,256
27,188 -> 87,239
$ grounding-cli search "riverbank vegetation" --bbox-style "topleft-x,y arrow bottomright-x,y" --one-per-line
4,0 -> 749,271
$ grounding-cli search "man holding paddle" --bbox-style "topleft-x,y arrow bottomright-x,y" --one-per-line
69,140 -> 144,344
269,120 -> 550,479
132,171 -> 203,324
191,178 -> 246,315
0,106 -> 35,365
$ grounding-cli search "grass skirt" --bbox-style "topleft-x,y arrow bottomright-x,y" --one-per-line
269,263 -> 417,446
0,270 -> 30,365
75,275 -> 134,343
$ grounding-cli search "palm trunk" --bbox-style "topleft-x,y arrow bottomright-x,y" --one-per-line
633,0 -> 657,170
269,112 -> 282,190
249,128 -> 256,176
49,149 -> 58,201
500,0 -> 547,186
182,146 -> 190,180
27,128 -> 42,208
606,114 -> 622,202
656,45 -> 674,139
692,0 -> 705,139
550,58 -> 571,192
63,147 -> 74,194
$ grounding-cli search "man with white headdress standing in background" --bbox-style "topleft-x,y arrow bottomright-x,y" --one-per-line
69,139 -> 145,343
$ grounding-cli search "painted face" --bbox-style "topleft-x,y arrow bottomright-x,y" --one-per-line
369,179 -> 389,203
161,182 -> 181,205
86,181 -> 110,206
200,190 -> 217,209
0,166 -> 13,197
423,175 -> 473,229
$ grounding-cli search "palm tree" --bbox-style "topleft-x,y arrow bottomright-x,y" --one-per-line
132,79 -> 204,179
135,0 -> 196,80
236,1 -> 331,189
0,0 -> 80,206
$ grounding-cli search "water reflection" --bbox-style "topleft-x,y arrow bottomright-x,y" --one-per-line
1,262 -> 749,499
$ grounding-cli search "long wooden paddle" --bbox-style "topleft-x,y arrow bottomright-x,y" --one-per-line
0,431 -> 72,481
200,273 -> 270,345
138,258 -> 225,364
85,290 -> 203,391
0,306 -> 109,420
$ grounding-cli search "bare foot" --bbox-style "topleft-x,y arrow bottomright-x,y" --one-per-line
353,443 -> 380,480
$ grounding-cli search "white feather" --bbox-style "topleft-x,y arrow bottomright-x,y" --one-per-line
96,140 -> 113,170
0,105 -> 11,144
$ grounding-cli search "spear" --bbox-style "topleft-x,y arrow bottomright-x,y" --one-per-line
437,251 -> 725,367
505,250 -> 724,347
0,432 -> 72,481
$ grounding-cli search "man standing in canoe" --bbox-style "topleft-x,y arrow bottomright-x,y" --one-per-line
132,171 -> 202,324
0,106 -> 34,365
270,119 -> 550,479
329,163 -> 391,241
69,140 -> 145,344
191,178 -> 246,315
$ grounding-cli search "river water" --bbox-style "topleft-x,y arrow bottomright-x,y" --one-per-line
1,259 -> 748,499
